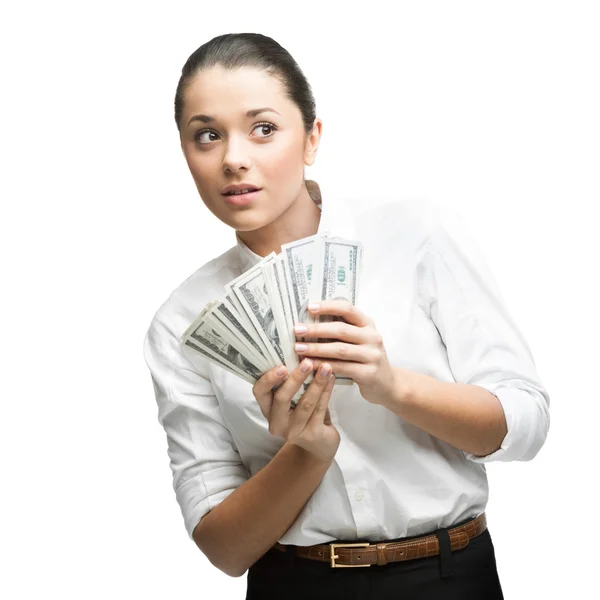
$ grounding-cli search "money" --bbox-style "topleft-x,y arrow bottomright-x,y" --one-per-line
209,300 -> 271,371
227,253 -> 285,367
186,315 -> 263,380
183,339 -> 257,385
261,257 -> 296,370
224,289 -> 274,365
180,232 -> 363,407
280,233 -> 324,330
309,237 -> 364,385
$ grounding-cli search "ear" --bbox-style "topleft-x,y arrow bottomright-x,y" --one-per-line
304,118 -> 323,167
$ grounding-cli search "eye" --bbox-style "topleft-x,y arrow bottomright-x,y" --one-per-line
251,121 -> 278,138
195,129 -> 219,144
194,122 -> 278,144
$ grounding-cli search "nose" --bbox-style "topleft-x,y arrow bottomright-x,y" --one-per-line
222,137 -> 251,173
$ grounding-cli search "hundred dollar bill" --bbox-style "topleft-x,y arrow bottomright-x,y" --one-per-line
183,328 -> 306,407
203,312 -> 270,373
261,256 -> 297,370
180,300 -> 215,342
281,232 -> 328,331
310,236 -> 363,312
261,255 -> 304,406
276,254 -> 297,346
223,292 -> 256,341
208,298 -> 272,372
181,313 -> 264,381
281,233 -> 332,386
224,290 -> 275,368
227,253 -> 285,367
183,338 -> 257,385
182,305 -> 307,406
308,236 -> 364,385
184,333 -> 305,408
278,256 -> 305,405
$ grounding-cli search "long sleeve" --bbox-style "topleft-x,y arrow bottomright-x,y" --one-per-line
417,201 -> 551,463
143,311 -> 250,539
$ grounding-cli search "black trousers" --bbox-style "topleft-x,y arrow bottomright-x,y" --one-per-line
246,520 -> 504,599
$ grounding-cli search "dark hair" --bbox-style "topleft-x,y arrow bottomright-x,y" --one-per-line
174,33 -> 316,135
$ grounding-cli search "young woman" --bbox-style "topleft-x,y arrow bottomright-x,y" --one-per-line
143,32 -> 550,599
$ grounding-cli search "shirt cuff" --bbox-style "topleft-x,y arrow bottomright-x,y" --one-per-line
463,381 -> 550,463
181,465 -> 249,540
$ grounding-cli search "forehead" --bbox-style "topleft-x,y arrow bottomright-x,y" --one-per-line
183,65 -> 290,120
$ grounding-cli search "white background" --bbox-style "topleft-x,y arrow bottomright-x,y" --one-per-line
2,1 -> 598,597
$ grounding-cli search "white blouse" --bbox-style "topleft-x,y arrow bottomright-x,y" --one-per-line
142,181 -> 550,546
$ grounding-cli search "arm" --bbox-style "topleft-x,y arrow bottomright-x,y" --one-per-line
381,368 -> 508,457
409,200 -> 550,462
193,442 -> 331,578
144,308 -> 337,578
290,201 -> 549,462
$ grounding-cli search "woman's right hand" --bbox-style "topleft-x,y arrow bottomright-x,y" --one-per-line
252,359 -> 340,463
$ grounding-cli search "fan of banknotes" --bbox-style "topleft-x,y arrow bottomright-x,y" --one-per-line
180,231 -> 363,407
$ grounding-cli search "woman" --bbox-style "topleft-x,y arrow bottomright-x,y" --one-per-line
143,32 -> 550,599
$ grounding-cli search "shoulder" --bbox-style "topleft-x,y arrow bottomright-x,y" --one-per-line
143,244 -> 241,356
346,195 -> 452,249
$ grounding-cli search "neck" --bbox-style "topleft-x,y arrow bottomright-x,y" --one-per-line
236,185 -> 321,257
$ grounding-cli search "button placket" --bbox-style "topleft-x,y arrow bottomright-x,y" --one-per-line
333,439 -> 376,539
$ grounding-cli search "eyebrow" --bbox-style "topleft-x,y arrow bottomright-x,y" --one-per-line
187,107 -> 281,127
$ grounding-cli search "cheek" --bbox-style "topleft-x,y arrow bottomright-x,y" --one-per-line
259,138 -> 305,186
181,150 -> 227,215
185,151 -> 215,189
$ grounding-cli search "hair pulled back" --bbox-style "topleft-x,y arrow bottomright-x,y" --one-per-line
174,33 -> 316,136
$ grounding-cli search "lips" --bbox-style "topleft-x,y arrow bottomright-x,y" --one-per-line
221,185 -> 261,195
222,188 -> 262,205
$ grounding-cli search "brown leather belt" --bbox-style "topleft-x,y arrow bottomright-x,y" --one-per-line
274,512 -> 486,568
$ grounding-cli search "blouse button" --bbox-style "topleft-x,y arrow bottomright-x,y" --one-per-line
354,489 -> 364,502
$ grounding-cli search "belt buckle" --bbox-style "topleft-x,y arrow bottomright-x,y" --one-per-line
329,542 -> 371,568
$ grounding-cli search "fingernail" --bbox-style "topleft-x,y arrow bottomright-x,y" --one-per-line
275,365 -> 286,376
295,343 -> 308,352
300,359 -> 312,373
294,324 -> 307,334
308,303 -> 320,311
321,364 -> 331,376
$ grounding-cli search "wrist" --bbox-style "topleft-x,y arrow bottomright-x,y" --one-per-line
284,441 -> 336,467
381,366 -> 413,410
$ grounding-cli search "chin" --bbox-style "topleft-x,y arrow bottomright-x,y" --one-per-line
228,211 -> 276,233
204,190 -> 295,232
206,203 -> 269,232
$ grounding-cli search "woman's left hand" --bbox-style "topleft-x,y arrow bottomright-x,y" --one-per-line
293,300 -> 402,406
